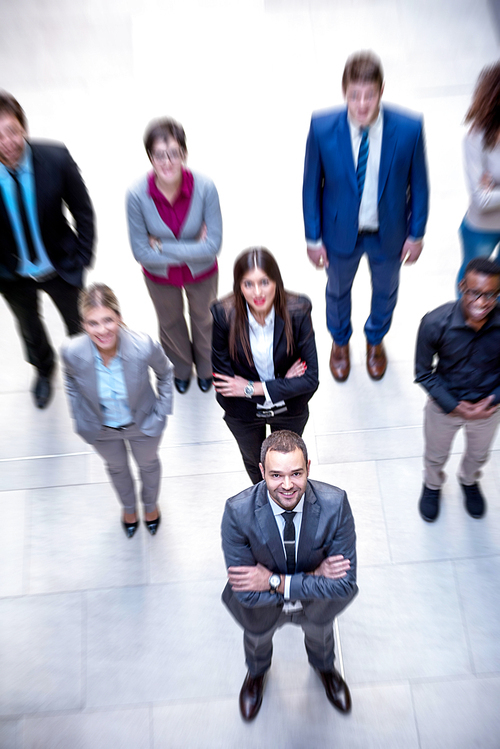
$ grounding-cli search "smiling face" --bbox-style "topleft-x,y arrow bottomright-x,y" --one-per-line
344,81 -> 383,128
149,136 -> 185,190
82,305 -> 122,357
240,266 -> 277,319
0,113 -> 26,169
260,447 -> 310,511
459,270 -> 500,329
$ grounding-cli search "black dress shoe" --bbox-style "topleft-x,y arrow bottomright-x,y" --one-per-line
32,373 -> 53,409
174,378 -> 190,394
121,518 -> 139,538
419,485 -> 441,522
197,377 -> 213,392
460,482 -> 486,518
239,671 -> 266,721
315,668 -> 352,714
144,512 -> 161,535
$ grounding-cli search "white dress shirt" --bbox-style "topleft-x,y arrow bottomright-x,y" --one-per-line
269,492 -> 304,612
247,305 -> 285,409
348,109 -> 383,231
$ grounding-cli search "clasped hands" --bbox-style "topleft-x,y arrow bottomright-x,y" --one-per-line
213,359 -> 307,398
450,396 -> 497,420
228,555 -> 350,592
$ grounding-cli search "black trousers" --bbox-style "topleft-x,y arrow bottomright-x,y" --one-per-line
0,274 -> 81,376
224,408 -> 309,484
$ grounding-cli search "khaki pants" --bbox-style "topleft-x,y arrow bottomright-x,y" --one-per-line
423,398 -> 500,489
93,424 -> 162,513
145,272 -> 218,380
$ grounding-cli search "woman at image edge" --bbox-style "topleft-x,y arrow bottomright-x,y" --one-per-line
61,284 -> 173,538
457,61 -> 500,287
126,117 -> 222,394
211,247 -> 319,484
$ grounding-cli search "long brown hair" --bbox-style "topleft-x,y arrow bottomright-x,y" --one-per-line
465,62 -> 500,149
222,248 -> 294,365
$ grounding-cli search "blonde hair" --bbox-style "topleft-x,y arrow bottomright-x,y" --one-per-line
79,283 -> 121,321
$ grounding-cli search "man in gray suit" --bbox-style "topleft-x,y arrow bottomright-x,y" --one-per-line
221,430 -> 358,721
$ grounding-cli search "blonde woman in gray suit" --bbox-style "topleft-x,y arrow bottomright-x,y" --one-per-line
61,283 -> 173,538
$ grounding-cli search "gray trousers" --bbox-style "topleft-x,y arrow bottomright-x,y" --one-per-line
145,272 -> 218,381
93,424 -> 162,513
424,398 -> 500,489
244,609 -> 335,677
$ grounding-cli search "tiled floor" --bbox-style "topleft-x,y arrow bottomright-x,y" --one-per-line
1,0 -> 500,747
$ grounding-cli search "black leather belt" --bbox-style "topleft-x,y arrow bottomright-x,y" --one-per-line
103,422 -> 134,431
256,406 -> 288,418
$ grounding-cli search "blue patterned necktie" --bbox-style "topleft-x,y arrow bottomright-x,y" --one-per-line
356,127 -> 369,199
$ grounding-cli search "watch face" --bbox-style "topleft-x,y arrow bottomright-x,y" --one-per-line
269,574 -> 280,589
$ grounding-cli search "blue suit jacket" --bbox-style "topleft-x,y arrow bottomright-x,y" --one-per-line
302,105 -> 429,259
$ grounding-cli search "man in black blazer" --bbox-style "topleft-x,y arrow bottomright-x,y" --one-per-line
0,91 -> 95,408
221,430 -> 358,721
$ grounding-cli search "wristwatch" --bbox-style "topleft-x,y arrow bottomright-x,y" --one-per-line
269,573 -> 281,594
244,381 -> 255,398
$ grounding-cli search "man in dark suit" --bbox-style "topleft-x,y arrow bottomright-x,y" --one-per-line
221,430 -> 357,721
0,91 -> 95,408
303,50 -> 429,382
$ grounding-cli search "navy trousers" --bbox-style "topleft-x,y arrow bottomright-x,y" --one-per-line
326,232 -> 401,346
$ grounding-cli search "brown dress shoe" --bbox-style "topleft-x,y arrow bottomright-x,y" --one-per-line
366,341 -> 387,380
315,668 -> 352,714
330,342 -> 350,382
239,671 -> 266,721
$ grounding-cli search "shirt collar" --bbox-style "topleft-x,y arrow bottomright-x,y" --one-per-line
451,299 -> 500,330
347,107 -> 383,138
247,304 -> 275,332
90,335 -> 122,364
0,142 -> 31,180
268,491 -> 305,516
147,167 -> 192,201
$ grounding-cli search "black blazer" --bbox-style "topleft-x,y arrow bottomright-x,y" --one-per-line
211,294 -> 319,420
0,141 -> 95,286
221,479 -> 358,633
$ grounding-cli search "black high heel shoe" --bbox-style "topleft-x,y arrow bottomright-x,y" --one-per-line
121,517 -> 139,538
144,512 -> 161,536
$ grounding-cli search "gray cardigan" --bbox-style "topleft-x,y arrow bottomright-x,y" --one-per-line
126,171 -> 223,276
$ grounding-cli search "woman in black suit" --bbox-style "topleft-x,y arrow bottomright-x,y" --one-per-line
211,247 -> 319,483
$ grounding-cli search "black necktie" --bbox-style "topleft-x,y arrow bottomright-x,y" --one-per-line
8,170 -> 37,262
282,511 -> 296,574
356,128 -> 369,199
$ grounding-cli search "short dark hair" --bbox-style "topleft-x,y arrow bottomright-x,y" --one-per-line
342,51 -> 384,92
0,91 -> 27,129
260,430 -> 308,468
464,257 -> 500,279
143,117 -> 187,157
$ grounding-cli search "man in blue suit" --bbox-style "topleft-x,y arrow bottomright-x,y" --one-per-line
303,51 -> 429,381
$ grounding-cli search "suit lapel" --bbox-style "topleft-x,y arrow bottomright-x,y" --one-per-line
338,113 -> 358,195
255,488 -> 287,572
272,313 -> 285,366
72,336 -> 101,419
378,110 -> 397,201
30,144 -> 49,220
297,483 -> 320,570
117,328 -> 137,411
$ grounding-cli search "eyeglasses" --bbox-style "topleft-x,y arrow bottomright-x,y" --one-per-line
462,288 -> 499,302
151,148 -> 183,164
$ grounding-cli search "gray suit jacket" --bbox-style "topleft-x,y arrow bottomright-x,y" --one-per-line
221,479 -> 358,633
126,171 -> 222,277
61,328 -> 174,444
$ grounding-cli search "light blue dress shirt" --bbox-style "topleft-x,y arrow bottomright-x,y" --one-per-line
0,144 -> 55,278
92,343 -> 133,428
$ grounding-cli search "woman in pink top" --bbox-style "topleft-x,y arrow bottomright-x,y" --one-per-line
127,118 -> 223,394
